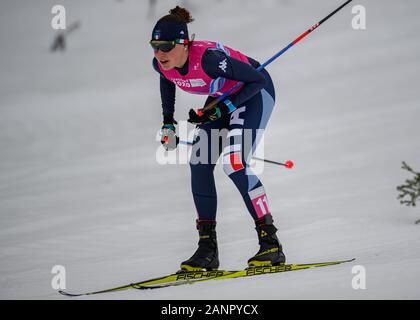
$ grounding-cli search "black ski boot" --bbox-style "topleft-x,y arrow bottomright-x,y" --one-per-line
247,214 -> 286,267
180,220 -> 219,272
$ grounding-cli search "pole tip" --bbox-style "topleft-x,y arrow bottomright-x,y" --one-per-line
285,160 -> 294,169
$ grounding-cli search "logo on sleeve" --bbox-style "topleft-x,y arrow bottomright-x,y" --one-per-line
219,59 -> 227,73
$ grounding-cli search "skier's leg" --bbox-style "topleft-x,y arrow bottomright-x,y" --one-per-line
222,88 -> 275,221
222,75 -> 286,266
189,119 -> 225,221
181,119 -> 225,271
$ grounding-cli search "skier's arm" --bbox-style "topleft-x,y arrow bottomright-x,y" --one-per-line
153,58 -> 176,123
153,58 -> 179,151
201,49 -> 267,108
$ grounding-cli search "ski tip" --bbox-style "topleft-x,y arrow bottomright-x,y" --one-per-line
58,290 -> 83,297
324,258 -> 356,264
331,258 -> 356,264
332,258 -> 356,265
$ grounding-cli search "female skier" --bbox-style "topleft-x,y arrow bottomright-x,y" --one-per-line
151,6 -> 286,271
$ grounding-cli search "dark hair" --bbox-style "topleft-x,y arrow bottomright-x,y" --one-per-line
159,6 -> 194,24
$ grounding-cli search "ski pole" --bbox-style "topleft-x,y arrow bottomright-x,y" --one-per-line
252,156 -> 294,169
201,0 -> 353,112
179,140 -> 294,169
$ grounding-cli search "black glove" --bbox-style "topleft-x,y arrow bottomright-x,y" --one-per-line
160,116 -> 179,151
188,100 -> 236,124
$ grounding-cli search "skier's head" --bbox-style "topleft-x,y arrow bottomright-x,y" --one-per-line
150,6 -> 194,70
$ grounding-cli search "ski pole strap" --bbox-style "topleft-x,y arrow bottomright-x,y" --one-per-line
201,0 -> 353,112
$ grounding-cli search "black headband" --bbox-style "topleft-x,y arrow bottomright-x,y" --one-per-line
151,19 -> 189,41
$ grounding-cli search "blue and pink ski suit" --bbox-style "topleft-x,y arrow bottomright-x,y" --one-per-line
153,40 -> 276,221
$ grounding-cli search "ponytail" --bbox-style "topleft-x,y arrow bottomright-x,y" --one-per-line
168,6 -> 194,24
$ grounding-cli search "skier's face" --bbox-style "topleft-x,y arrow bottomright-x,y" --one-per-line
154,44 -> 188,70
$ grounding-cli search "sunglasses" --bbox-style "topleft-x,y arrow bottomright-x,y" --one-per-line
150,39 -> 189,53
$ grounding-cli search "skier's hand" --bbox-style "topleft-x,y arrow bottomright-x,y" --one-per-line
160,118 -> 179,151
187,99 -> 236,124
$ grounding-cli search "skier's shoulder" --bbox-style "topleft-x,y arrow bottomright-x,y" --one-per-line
201,47 -> 232,78
201,47 -> 228,67
201,47 -> 261,80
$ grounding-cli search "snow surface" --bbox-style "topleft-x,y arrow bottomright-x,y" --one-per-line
0,0 -> 420,300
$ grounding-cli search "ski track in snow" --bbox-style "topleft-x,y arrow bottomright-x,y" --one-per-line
0,0 -> 419,299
